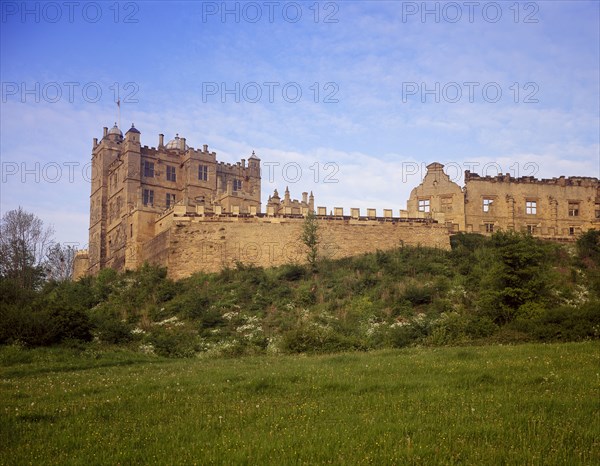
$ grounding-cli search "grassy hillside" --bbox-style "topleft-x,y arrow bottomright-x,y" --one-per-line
1,342 -> 598,464
1,231 -> 599,356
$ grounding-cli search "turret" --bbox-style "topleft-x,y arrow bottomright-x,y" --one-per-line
248,150 -> 260,175
125,123 -> 140,144
105,123 -> 123,142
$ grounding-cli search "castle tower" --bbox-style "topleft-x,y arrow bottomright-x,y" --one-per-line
78,125 -> 264,277
88,123 -> 123,274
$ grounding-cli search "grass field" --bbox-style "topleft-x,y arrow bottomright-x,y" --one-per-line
1,342 -> 598,465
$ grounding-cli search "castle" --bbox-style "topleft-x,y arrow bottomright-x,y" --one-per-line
72,124 -> 599,280
406,162 -> 599,238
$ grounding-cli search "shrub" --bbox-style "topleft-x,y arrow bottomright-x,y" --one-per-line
465,315 -> 498,338
387,322 -> 429,348
0,304 -> 92,347
94,317 -> 132,344
402,284 -> 433,306
277,264 -> 306,281
280,324 -> 363,354
147,328 -> 199,358
426,312 -> 469,346
511,302 -> 600,342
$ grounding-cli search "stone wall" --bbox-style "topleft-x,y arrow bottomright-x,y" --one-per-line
72,250 -> 89,281
141,216 -> 451,280
407,163 -> 466,232
407,163 -> 599,239
142,229 -> 171,268
464,172 -> 599,237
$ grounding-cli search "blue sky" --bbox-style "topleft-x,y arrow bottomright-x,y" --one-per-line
1,0 -> 599,247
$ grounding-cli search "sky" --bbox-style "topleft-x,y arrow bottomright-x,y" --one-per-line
1,0 -> 599,248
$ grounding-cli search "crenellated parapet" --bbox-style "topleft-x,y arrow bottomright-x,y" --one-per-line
465,170 -> 599,187
142,209 -> 450,279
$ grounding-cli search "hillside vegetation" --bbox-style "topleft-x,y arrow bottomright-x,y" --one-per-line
1,231 -> 599,357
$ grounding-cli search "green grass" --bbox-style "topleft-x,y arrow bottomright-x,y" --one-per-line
1,342 -> 599,465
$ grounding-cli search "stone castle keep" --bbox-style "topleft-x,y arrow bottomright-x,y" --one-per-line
72,124 -> 599,280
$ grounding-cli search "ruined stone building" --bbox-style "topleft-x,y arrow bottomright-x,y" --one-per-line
407,163 -> 599,239
73,125 -> 599,280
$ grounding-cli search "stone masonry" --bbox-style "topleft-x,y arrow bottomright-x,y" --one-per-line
72,126 -> 598,280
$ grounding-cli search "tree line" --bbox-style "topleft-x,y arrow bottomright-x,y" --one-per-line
0,207 -> 76,289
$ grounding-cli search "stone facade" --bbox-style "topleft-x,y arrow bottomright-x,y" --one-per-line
407,163 -> 600,239
81,124 -> 261,277
72,126 -> 598,280
407,163 -> 466,232
140,213 -> 450,280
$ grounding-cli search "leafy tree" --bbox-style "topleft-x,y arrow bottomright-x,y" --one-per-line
472,232 -> 556,324
0,207 -> 53,290
576,229 -> 600,297
576,230 -> 600,266
300,210 -> 319,272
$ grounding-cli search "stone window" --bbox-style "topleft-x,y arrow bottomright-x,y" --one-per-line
595,203 -> 600,219
569,227 -> 575,236
142,189 -> 154,206
418,199 -> 430,213
483,198 -> 493,213
233,179 -> 242,192
485,223 -> 494,233
166,165 -> 177,182
198,164 -> 208,181
526,200 -> 537,215
143,160 -> 154,178
568,202 -> 579,217
166,193 -> 176,209
527,225 -> 536,235
441,196 -> 453,213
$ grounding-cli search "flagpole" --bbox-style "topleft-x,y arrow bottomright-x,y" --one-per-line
117,97 -> 121,130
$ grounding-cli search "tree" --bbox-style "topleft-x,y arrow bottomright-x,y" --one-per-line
300,210 -> 320,272
0,207 -> 54,289
44,243 -> 76,282
576,230 -> 600,297
472,231 -> 555,324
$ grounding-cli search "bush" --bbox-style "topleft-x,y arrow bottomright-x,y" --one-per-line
277,264 -> 306,281
280,324 -> 363,354
402,284 -> 434,306
510,302 -> 600,342
94,317 -> 132,344
387,322 -> 429,348
0,304 -> 92,347
147,329 -> 199,358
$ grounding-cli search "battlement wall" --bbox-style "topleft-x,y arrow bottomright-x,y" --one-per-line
465,171 -> 599,187
141,215 -> 450,280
